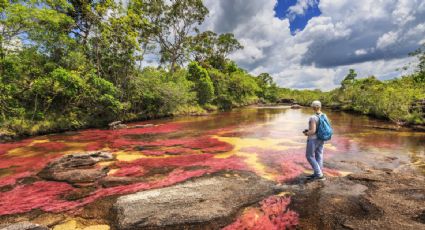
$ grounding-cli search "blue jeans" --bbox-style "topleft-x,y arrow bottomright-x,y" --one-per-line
306,139 -> 324,176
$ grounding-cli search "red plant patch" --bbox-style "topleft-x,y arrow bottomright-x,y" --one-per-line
153,137 -> 234,153
85,142 -> 106,151
240,146 -> 342,182
140,150 -> 166,156
54,122 -> 184,150
0,172 -> 33,188
223,196 -> 298,230
0,139 -> 32,155
163,147 -> 198,155
0,154 -> 60,188
0,155 -> 59,173
112,165 -> 146,177
31,142 -> 66,152
0,181 -> 75,215
109,136 -> 234,154
114,153 -> 248,174
276,161 -> 306,183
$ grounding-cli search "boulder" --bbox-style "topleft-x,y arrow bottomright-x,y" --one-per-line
100,177 -> 141,188
109,121 -> 128,130
0,221 -> 48,230
291,104 -> 302,109
108,121 -> 122,127
113,171 -> 275,230
38,151 -> 113,184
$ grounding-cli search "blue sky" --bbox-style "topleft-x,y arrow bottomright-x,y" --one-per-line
199,0 -> 425,90
274,0 -> 321,34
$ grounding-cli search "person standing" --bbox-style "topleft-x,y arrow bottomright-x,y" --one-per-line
303,100 -> 328,180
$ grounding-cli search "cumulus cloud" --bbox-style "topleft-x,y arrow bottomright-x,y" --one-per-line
301,0 -> 425,67
201,0 -> 424,90
287,0 -> 319,20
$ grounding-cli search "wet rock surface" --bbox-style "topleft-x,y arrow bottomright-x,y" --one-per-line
108,121 -> 128,130
0,221 -> 48,230
289,169 -> 425,230
290,104 -> 301,109
38,151 -> 113,185
113,171 -> 275,230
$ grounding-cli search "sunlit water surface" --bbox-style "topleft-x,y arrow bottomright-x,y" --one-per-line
0,106 -> 424,217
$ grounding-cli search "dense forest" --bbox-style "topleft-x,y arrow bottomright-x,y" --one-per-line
0,0 -> 423,137
0,0 -> 280,136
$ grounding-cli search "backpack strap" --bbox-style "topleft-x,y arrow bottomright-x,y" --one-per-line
315,113 -> 322,134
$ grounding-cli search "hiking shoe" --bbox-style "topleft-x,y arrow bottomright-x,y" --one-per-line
313,175 -> 326,181
307,175 -> 326,181
305,174 -> 316,179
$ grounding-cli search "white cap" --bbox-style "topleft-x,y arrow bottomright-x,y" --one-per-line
311,100 -> 321,108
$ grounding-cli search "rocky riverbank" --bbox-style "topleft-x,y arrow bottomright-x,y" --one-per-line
1,107 -> 424,230
0,151 -> 424,230
286,167 -> 425,229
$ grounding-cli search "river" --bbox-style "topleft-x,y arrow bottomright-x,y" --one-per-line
0,106 -> 424,228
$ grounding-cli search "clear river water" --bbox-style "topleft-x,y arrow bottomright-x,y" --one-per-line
0,106 -> 424,228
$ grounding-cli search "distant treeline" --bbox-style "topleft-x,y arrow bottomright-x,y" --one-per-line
0,0 -> 280,136
279,47 -> 425,125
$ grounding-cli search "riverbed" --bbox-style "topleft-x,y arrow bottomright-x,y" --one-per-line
0,106 -> 424,229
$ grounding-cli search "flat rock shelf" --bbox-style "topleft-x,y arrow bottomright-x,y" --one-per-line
113,171 -> 276,230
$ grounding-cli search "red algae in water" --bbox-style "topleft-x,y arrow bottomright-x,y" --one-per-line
164,147 -> 199,155
0,169 -> 207,215
0,154 -> 60,188
114,154 -> 247,172
223,196 -> 298,230
0,152 -> 249,215
112,165 -> 146,177
85,142 -> 106,151
31,142 -> 67,151
145,137 -> 230,152
54,123 -> 184,149
0,172 -> 33,187
276,161 -> 306,183
107,136 -> 234,154
241,147 -> 341,182
0,154 -> 59,173
0,181 -> 75,215
0,139 -> 32,155
50,169 -> 209,213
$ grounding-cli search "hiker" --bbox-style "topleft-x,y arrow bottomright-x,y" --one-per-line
303,100 -> 333,180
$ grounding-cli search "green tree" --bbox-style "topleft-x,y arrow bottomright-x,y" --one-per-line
409,43 -> 425,83
187,62 -> 214,105
228,71 -> 259,105
341,69 -> 357,89
191,31 -> 242,70
143,0 -> 208,73
256,73 -> 279,102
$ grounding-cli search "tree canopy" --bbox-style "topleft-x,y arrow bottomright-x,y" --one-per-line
0,0 -> 280,136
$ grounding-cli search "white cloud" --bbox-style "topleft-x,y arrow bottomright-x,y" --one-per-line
355,49 -> 368,56
287,0 -> 319,20
200,0 -> 424,90
376,31 -> 399,49
392,0 -> 416,26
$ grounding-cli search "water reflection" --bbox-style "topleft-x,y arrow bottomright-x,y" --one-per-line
0,107 -> 424,216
